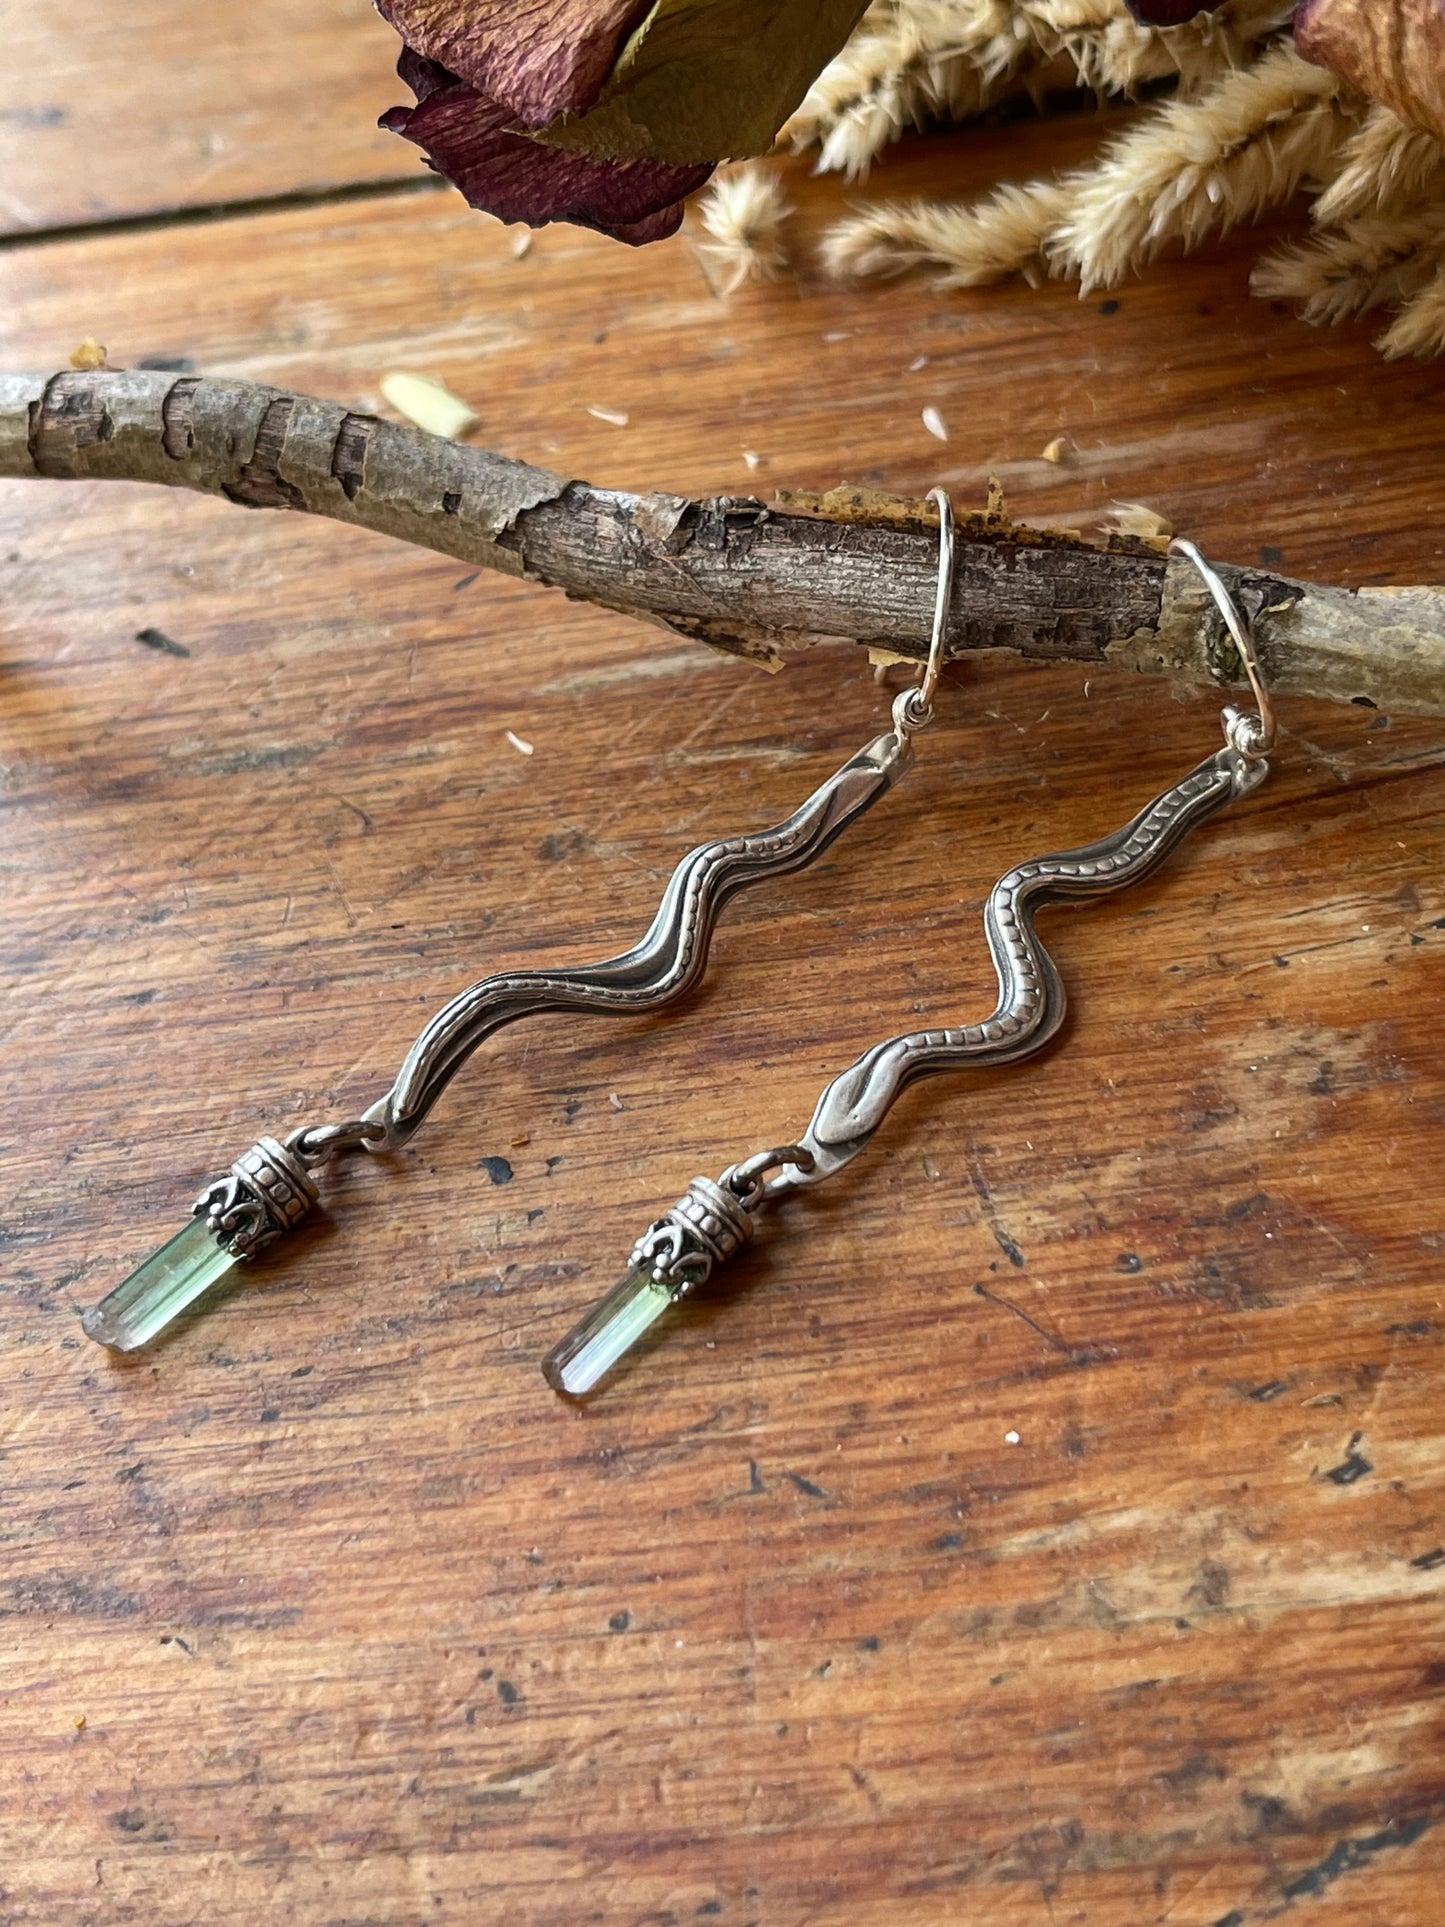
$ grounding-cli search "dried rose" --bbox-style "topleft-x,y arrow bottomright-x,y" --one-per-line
1295,0 -> 1445,139
378,0 -> 870,241
382,48 -> 709,242
375,0 -> 645,127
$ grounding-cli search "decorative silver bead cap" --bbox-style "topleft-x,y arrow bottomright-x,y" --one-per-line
195,1136 -> 320,1261
629,1175 -> 754,1297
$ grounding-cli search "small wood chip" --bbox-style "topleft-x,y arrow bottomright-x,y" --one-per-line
504,730 -> 534,756
69,338 -> 107,371
742,450 -> 762,470
1041,435 -> 1071,464
511,230 -> 534,259
586,405 -> 629,427
922,406 -> 949,442
379,372 -> 480,441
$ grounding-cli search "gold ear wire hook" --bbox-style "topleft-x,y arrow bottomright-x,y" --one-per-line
1169,537 -> 1276,758
893,486 -> 957,735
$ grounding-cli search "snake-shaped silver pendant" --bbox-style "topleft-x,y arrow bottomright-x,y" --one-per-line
787,737 -> 1267,1185
543,729 -> 1270,1396
368,725 -> 910,1146
81,724 -> 914,1352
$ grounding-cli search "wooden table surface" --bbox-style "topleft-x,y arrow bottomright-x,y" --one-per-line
3,8 -> 1443,1924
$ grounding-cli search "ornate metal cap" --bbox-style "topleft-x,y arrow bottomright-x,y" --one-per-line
629,1174 -> 754,1295
194,1136 -> 320,1261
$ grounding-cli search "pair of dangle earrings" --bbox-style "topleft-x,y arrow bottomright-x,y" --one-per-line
82,498 -> 1277,1397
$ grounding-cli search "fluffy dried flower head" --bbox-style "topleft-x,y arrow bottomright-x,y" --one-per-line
796,0 -> 1445,356
695,165 -> 794,293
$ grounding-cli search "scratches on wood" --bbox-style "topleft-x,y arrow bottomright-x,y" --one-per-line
2,32 -> 1445,1924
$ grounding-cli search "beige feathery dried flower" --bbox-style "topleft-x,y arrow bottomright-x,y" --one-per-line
1048,43 -> 1355,291
1378,267 -> 1445,356
694,164 -> 795,293
783,0 -> 1038,179
821,41 -> 1356,295
792,0 -> 1445,355
1312,104 -> 1445,225
1253,206 -> 1445,323
822,178 -> 1071,284
789,0 -> 1298,183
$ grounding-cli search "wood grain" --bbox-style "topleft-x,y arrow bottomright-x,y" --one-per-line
1,51 -> 1444,1927
0,0 -> 414,234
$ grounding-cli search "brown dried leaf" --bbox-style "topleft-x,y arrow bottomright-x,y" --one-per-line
538,0 -> 873,166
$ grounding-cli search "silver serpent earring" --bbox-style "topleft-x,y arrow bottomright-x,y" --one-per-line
543,538 -> 1277,1397
81,493 -> 963,1353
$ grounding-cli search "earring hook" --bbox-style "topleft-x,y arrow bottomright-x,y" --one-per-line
893,485 -> 957,736
1169,537 -> 1276,758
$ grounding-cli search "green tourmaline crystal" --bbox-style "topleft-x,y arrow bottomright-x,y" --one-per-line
81,1216 -> 238,1352
541,1266 -> 676,1397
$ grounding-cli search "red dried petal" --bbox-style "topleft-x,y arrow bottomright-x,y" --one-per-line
395,45 -> 454,104
381,62 -> 711,243
375,0 -> 648,127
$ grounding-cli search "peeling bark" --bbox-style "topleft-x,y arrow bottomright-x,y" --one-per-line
5,368 -> 1445,715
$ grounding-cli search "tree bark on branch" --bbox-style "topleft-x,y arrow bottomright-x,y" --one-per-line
5,368 -> 1445,715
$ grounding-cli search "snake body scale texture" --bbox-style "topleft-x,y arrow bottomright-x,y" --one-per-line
786,740 -> 1267,1185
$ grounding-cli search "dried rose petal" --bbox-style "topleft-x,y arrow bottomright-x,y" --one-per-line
381,55 -> 711,242
375,0 -> 647,128
1123,1 -> 1230,21
1295,0 -> 1445,138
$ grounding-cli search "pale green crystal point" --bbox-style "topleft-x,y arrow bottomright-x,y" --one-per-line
542,1266 -> 676,1397
81,1216 -> 238,1352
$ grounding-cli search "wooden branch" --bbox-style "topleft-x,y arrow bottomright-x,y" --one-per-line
5,368 -> 1445,714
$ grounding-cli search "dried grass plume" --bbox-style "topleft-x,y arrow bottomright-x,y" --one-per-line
694,164 -> 795,294
791,0 -> 1445,354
